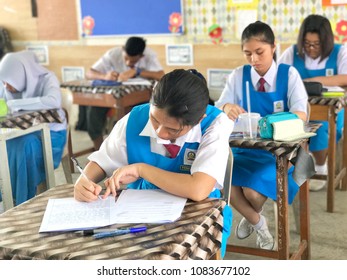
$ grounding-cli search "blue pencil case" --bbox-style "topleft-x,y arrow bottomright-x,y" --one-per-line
91,80 -> 122,87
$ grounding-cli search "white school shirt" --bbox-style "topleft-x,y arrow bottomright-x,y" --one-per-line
214,60 -> 308,115
0,73 -> 67,132
88,107 -> 234,190
278,45 -> 347,74
92,47 -> 163,73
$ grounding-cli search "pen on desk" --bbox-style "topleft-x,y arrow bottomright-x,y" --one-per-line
92,227 -> 147,239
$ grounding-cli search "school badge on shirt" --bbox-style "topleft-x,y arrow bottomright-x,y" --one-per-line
180,148 -> 197,171
326,68 -> 334,76
273,100 -> 284,112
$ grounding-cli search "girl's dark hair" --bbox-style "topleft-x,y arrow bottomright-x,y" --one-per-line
241,21 -> 276,61
297,14 -> 334,62
151,69 -> 209,127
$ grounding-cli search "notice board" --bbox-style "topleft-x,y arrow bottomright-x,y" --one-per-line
79,0 -> 183,37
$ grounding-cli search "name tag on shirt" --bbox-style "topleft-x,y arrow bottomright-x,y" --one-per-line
273,100 -> 284,113
326,68 -> 334,76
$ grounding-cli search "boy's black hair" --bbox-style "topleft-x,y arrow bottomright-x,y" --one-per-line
124,37 -> 146,56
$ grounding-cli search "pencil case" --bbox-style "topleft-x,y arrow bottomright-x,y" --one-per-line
304,81 -> 323,96
91,80 -> 122,87
259,112 -> 298,139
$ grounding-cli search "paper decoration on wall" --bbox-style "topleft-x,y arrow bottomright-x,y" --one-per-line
335,19 -> 347,43
322,0 -> 347,6
82,16 -> 95,36
169,12 -> 183,33
208,24 -> 223,44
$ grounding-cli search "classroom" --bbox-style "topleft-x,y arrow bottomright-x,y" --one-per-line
0,0 -> 347,266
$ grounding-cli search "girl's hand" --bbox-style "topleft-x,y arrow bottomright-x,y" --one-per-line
222,103 -> 246,121
74,176 -> 103,202
103,164 -> 141,197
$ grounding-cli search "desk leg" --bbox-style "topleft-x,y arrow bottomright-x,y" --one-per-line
0,140 -> 14,210
299,180 -> 310,259
276,155 -> 289,260
342,107 -> 347,191
327,107 -> 337,213
41,124 -> 56,189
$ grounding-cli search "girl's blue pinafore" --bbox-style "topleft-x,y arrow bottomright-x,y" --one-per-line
126,103 -> 232,258
1,129 -> 66,205
232,64 -> 299,204
293,44 -> 344,151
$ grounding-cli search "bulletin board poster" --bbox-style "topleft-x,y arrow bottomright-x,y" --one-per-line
80,0 -> 183,37
322,0 -> 347,5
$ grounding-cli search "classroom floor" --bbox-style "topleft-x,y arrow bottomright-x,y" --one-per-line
51,104 -> 347,260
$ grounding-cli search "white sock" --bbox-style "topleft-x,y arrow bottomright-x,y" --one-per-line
253,215 -> 266,230
315,163 -> 327,175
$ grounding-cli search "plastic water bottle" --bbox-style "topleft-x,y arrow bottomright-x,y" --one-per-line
0,98 -> 8,117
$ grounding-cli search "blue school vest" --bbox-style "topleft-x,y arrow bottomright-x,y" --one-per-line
242,63 -> 289,115
293,44 -> 341,79
126,103 -> 221,190
293,44 -> 344,151
232,64 -> 299,204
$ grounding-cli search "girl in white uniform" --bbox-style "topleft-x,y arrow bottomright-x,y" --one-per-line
279,14 -> 347,191
74,69 -> 234,257
215,21 -> 308,250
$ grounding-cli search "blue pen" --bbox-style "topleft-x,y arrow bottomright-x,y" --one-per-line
93,227 -> 147,239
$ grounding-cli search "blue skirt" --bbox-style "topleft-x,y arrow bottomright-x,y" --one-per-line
309,109 -> 344,152
232,148 -> 299,204
2,129 -> 66,205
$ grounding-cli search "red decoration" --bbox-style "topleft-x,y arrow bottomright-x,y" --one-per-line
208,24 -> 223,44
82,16 -> 95,36
168,13 -> 182,33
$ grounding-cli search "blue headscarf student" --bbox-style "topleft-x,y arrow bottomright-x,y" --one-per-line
0,51 -> 67,206
215,21 -> 308,251
279,14 -> 347,191
74,69 -> 234,258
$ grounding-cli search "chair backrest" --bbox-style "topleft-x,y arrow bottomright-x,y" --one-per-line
60,88 -> 75,183
222,149 -> 233,205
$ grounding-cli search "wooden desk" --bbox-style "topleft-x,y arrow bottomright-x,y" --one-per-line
61,80 -> 154,159
227,123 -> 320,260
309,95 -> 347,213
0,110 -> 62,211
61,80 -> 153,121
0,183 -> 226,260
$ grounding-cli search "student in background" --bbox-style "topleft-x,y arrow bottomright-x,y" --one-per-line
0,50 -> 67,206
279,14 -> 347,191
74,69 -> 233,257
81,36 -> 165,150
215,21 -> 308,250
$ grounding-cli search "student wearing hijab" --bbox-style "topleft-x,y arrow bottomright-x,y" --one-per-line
0,50 -> 67,206
74,69 -> 233,257
279,14 -> 347,191
215,21 -> 308,250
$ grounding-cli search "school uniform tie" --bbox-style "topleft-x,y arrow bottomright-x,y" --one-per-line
164,144 -> 180,158
258,78 -> 266,92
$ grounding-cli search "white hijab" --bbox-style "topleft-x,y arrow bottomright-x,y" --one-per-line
0,50 -> 49,99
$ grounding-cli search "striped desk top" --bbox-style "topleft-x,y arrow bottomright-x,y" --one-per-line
0,184 -> 225,260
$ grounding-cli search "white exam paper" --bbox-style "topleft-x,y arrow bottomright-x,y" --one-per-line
39,189 -> 187,232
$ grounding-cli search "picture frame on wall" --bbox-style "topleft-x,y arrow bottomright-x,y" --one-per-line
61,66 -> 85,82
207,68 -> 233,90
166,44 -> 193,66
26,45 -> 49,65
